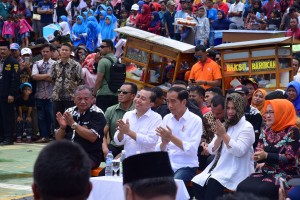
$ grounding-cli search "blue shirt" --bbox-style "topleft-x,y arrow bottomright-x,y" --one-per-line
207,8 -> 218,21
38,1 -> 54,23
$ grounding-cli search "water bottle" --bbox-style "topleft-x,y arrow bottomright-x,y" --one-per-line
119,150 -> 126,177
105,151 -> 113,176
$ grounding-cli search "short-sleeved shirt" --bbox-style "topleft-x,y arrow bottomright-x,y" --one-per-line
96,53 -> 117,96
189,58 -> 222,89
15,95 -> 35,112
64,105 -> 106,167
104,102 -> 135,146
228,1 -> 244,27
38,1 -> 54,23
285,28 -> 300,40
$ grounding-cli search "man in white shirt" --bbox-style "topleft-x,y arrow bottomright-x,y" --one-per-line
228,0 -> 244,28
156,87 -> 202,182
114,88 -> 162,157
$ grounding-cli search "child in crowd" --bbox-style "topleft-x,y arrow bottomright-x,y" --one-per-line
15,82 -> 34,143
16,15 -> 33,47
2,15 -> 15,43
267,9 -> 281,30
118,10 -> 128,28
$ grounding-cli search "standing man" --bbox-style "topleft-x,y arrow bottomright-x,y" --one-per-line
37,0 -> 54,34
0,41 -> 20,145
10,43 -> 23,65
32,44 -> 56,143
55,85 -> 106,169
156,87 -> 202,182
164,1 -> 176,39
103,82 -> 137,158
228,0 -> 244,28
114,87 -> 162,157
94,39 -> 118,113
189,45 -> 222,90
51,43 -> 82,130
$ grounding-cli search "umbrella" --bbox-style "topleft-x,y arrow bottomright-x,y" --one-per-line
43,24 -> 61,42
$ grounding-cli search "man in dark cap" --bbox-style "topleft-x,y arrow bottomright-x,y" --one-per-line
123,151 -> 177,200
0,41 -> 20,145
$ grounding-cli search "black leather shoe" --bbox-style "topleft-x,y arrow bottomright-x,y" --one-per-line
0,139 -> 14,145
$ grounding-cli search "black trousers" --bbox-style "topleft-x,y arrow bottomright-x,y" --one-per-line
96,95 -> 118,113
193,178 -> 226,200
53,100 -> 75,129
108,144 -> 123,158
0,101 -> 14,139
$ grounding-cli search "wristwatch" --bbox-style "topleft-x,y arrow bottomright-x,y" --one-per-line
71,122 -> 78,129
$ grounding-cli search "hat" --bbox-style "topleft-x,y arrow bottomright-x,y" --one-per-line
20,82 -> 32,90
167,0 -> 175,6
123,152 -> 174,185
0,40 -> 10,48
131,4 -> 139,11
21,48 -> 32,56
233,85 -> 249,95
242,78 -> 258,87
10,43 -> 20,50
288,178 -> 300,186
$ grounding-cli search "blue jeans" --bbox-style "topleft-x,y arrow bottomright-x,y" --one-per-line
36,99 -> 54,138
16,113 -> 32,139
174,167 -> 198,182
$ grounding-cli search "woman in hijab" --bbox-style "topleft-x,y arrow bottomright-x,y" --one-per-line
287,81 -> 300,116
148,11 -> 161,35
106,6 -> 118,27
138,0 -> 144,14
55,0 -> 68,23
136,4 -> 151,31
72,15 -> 87,47
237,99 -> 299,200
86,20 -> 99,52
101,16 -> 117,42
95,4 -> 107,21
98,10 -> 107,28
192,93 -> 255,200
87,9 -> 94,17
212,10 -> 232,46
82,11 -> 88,25
251,89 -> 267,114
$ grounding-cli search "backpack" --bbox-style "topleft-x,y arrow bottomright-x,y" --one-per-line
105,57 -> 126,93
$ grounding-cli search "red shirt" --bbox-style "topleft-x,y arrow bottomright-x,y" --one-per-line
285,28 -> 300,39
213,2 -> 229,16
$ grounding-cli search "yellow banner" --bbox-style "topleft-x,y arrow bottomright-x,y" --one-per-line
226,62 -> 248,72
252,60 -> 275,72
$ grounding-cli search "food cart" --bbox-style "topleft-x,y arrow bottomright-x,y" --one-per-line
213,37 -> 300,93
114,27 -> 196,90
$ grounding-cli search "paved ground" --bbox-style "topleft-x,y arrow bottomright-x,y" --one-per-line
0,143 -> 46,200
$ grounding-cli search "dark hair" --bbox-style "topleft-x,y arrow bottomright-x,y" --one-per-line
291,17 -> 299,23
265,90 -> 287,100
36,37 -> 48,45
211,95 -> 225,109
189,98 -> 199,107
127,177 -> 177,199
168,87 -> 189,102
142,87 -> 157,103
171,80 -> 187,87
41,43 -> 52,50
33,140 -> 91,199
189,85 -> 205,97
206,87 -> 223,96
123,82 -> 138,95
102,39 -> 114,51
61,43 -> 73,51
195,45 -> 206,53
151,87 -> 164,98
207,49 -> 216,60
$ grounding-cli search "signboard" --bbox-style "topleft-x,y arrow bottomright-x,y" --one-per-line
252,60 -> 275,72
225,62 -> 249,73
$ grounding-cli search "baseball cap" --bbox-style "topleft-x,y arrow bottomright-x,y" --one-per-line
233,85 -> 249,95
20,82 -> 32,90
167,0 -> 175,6
131,4 -> 139,11
10,43 -> 20,50
21,48 -> 32,56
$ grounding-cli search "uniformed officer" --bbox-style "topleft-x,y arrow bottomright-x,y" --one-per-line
0,41 -> 20,145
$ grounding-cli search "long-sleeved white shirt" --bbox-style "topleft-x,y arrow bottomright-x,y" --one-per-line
155,108 -> 202,172
192,116 -> 255,191
114,108 -> 162,157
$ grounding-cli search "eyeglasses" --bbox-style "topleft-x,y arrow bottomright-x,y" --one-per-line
117,89 -> 132,95
100,45 -> 108,49
265,111 -> 274,116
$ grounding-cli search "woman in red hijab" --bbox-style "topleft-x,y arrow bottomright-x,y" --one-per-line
136,4 -> 152,31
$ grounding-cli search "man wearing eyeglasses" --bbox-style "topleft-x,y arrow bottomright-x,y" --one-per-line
94,39 -> 118,113
102,82 -> 137,158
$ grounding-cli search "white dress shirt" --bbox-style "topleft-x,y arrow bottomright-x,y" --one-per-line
228,1 -> 245,27
155,108 -> 202,172
192,116 -> 255,191
114,108 -> 162,157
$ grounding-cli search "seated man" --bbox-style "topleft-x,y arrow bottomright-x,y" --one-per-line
123,151 -> 177,200
114,87 -> 162,157
156,87 -> 202,182
32,140 -> 92,200
55,85 -> 106,169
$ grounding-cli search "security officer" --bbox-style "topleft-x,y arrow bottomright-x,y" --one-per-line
0,41 -> 20,145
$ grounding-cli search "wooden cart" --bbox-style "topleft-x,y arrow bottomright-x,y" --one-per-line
115,27 -> 196,90
213,37 -> 300,93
